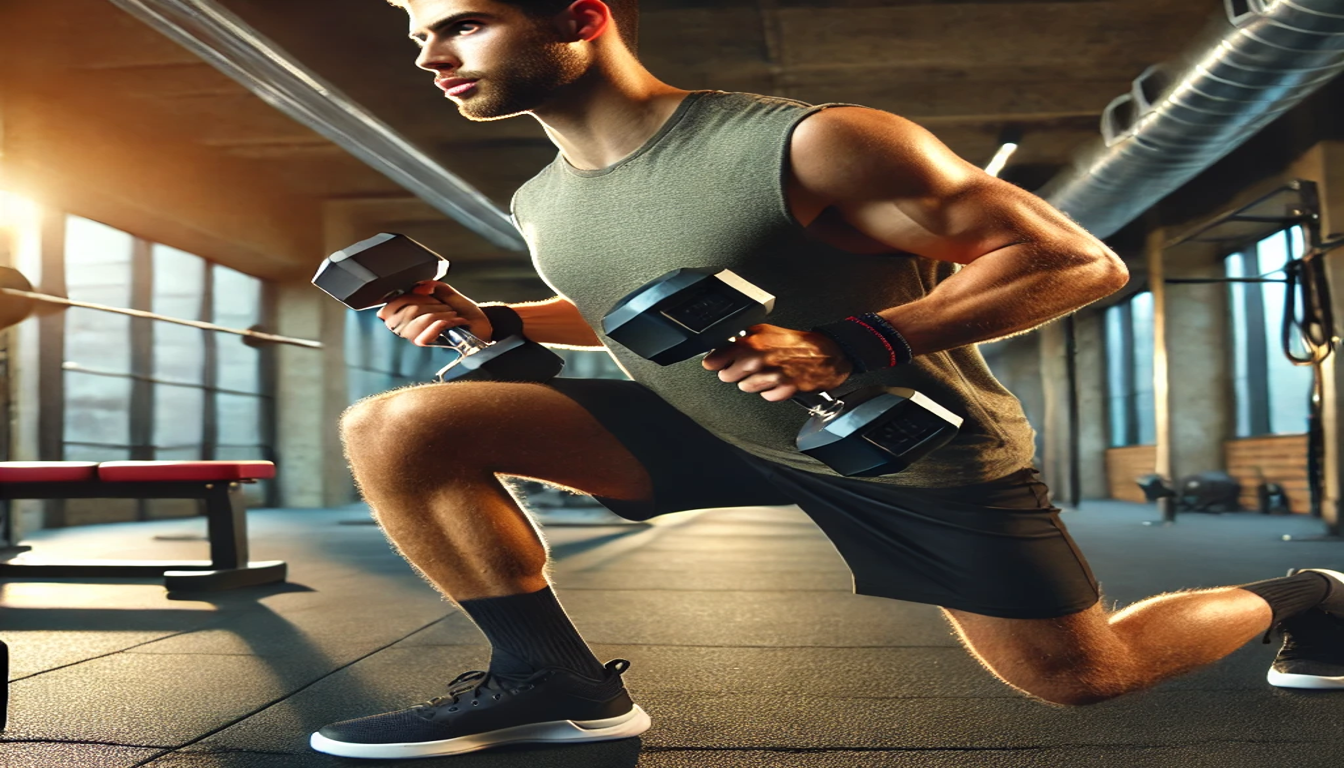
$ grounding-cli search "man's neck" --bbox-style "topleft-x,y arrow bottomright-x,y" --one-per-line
532,70 -> 692,171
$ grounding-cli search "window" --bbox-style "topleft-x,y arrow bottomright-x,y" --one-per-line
1105,291 -> 1156,447
1226,228 -> 1313,437
60,215 -> 277,504
63,216 -> 135,460
211,262 -> 269,464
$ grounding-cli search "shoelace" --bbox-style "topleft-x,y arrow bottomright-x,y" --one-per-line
417,670 -> 534,713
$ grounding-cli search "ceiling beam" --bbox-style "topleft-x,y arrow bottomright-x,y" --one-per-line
106,0 -> 525,251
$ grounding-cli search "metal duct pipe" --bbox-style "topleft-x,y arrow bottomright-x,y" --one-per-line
106,0 -> 527,252
1039,0 -> 1344,240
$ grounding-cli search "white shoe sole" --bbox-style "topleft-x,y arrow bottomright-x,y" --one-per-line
309,704 -> 651,760
1267,669 -> 1344,689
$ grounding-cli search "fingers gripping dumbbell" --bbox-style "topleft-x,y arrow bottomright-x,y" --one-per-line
312,233 -> 564,384
602,268 -> 962,477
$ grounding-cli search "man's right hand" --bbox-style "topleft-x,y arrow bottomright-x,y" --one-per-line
376,281 -> 494,347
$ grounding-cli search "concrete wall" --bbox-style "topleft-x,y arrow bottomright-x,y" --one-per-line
1074,311 -> 1109,499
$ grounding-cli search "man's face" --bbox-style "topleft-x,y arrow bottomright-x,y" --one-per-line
405,0 -> 588,121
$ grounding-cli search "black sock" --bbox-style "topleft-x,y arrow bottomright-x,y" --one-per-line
458,586 -> 607,680
1240,571 -> 1334,639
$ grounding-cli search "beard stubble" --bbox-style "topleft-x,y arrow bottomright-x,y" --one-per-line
457,29 -> 588,122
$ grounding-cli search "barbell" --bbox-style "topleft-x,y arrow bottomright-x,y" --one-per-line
0,266 -> 322,349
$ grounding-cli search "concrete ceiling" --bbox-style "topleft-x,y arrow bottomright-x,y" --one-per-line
0,0 -> 1222,298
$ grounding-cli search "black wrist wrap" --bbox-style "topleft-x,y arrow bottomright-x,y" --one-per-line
479,304 -> 525,342
812,313 -> 914,374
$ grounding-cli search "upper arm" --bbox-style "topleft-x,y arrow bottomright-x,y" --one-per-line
788,107 -> 1116,265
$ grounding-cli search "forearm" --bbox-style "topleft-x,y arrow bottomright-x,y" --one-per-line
508,297 -> 605,349
879,242 -> 1128,356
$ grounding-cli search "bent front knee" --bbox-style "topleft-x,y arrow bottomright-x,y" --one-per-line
339,387 -> 442,462
339,395 -> 395,453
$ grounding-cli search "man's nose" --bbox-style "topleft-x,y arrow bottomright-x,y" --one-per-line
415,41 -> 459,73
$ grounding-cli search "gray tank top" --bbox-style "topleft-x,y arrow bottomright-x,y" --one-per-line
512,90 -> 1036,487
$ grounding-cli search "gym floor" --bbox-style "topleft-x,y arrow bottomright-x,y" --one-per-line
2,500 -> 1343,768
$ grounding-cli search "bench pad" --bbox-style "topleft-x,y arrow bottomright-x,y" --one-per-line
97,461 -> 276,482
0,462 -> 99,482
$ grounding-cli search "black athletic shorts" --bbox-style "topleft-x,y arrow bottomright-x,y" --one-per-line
548,378 -> 1100,620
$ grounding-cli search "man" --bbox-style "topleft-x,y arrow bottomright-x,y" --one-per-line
311,0 -> 1344,760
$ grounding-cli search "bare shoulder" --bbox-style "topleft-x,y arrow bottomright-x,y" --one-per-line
788,106 -> 979,207
786,106 -> 1119,265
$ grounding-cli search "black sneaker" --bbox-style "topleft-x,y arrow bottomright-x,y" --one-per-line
1266,569 -> 1344,690
310,659 -> 649,759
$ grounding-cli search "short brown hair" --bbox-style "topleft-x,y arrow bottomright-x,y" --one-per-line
391,1 -> 639,54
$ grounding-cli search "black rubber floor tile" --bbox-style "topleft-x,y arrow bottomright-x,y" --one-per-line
600,645 -> 1015,699
183,646 -> 493,754
156,740 -> 646,767
400,591 -> 954,648
0,743 -> 165,768
667,521 -> 827,539
123,599 -> 453,658
559,591 -> 958,648
570,549 -> 852,574
552,569 -> 853,592
3,630 -> 178,679
633,742 -> 1344,768
633,689 -> 1344,750
1059,505 -> 1344,607
633,536 -> 839,555
693,508 -> 812,525
3,653 -> 343,746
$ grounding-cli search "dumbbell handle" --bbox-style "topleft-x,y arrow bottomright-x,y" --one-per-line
434,327 -> 491,357
792,391 -> 846,422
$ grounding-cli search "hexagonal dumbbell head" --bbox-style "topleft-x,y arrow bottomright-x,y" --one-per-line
603,268 -> 776,365
796,387 -> 963,477
312,233 -> 448,310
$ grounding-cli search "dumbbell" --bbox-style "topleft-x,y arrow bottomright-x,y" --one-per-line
602,268 -> 963,477
312,233 -> 564,384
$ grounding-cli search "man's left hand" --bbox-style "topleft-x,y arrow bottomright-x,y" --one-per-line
702,324 -> 853,402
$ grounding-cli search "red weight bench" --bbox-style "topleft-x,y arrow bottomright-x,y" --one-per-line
0,461 -> 286,592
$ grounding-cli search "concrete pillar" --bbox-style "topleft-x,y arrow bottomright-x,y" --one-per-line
1313,141 -> 1344,534
1163,241 -> 1232,481
1074,310 -> 1109,499
274,279 -> 351,508
1,88 -> 47,537
1147,226 -> 1175,519
1038,320 -> 1073,503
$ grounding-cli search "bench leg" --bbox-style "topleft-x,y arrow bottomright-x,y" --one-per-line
204,483 -> 249,570
2,638 -> 8,732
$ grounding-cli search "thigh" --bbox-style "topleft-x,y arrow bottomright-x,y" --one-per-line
943,602 -> 1116,662
940,602 -> 1128,696
345,380 -> 655,504
547,378 -> 794,520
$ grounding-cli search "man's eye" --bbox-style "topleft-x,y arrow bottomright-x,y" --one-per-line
453,22 -> 481,35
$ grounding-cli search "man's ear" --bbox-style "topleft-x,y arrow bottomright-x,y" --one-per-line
563,0 -> 613,44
